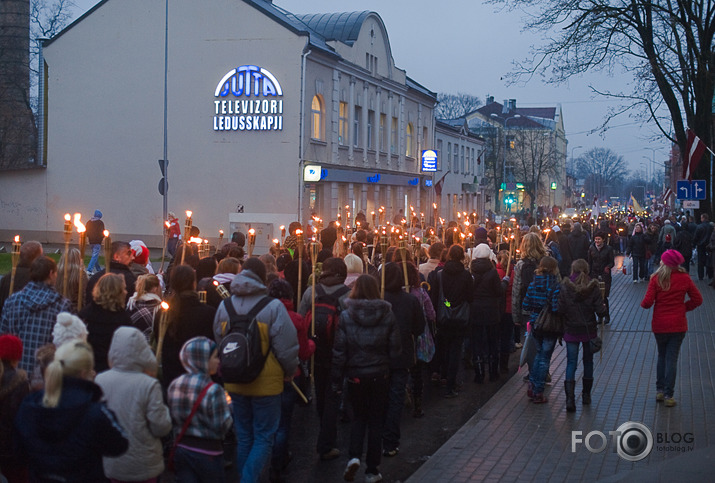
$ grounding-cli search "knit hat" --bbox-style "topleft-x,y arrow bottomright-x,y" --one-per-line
53,312 -> 88,346
474,227 -> 488,240
472,243 -> 493,259
0,335 -> 22,361
130,240 -> 149,265
94,210 -> 102,219
660,249 -> 684,268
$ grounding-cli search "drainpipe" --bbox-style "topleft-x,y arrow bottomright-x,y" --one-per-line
298,43 -> 312,225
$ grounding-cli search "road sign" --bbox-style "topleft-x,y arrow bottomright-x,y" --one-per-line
677,180 -> 707,200
677,180 -> 691,199
683,200 -> 700,209
692,180 -> 706,200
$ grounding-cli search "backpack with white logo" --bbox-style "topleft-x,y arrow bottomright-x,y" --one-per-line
219,296 -> 273,383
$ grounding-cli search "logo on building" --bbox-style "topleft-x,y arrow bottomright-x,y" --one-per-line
213,65 -> 284,132
421,150 -> 438,172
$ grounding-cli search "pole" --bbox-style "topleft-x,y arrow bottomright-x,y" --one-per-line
162,0 -> 169,223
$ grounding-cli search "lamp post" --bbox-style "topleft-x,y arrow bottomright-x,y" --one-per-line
491,113 -> 521,213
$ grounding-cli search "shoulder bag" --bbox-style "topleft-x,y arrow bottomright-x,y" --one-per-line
532,285 -> 564,334
168,381 -> 215,472
436,271 -> 470,334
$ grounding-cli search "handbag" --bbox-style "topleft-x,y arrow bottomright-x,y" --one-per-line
532,286 -> 563,334
167,381 -> 215,472
416,323 -> 436,363
436,271 -> 470,334
575,297 -> 602,354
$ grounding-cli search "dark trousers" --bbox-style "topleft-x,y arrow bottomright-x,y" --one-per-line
632,256 -> 647,280
471,323 -> 499,364
440,334 -> 463,393
383,368 -> 409,451
314,363 -> 339,454
348,375 -> 389,475
499,312 -> 514,353
410,361 -> 424,399
697,246 -> 713,280
654,332 -> 686,398
174,446 -> 225,483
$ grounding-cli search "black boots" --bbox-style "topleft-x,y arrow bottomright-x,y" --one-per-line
582,378 -> 594,405
499,353 -> 510,374
564,380 -> 576,413
473,359 -> 485,383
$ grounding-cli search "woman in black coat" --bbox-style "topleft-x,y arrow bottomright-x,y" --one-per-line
469,245 -> 505,383
626,222 -> 650,282
428,245 -> 473,398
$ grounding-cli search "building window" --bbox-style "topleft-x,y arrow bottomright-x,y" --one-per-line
311,95 -> 324,141
461,145 -> 465,173
465,147 -> 470,174
447,143 -> 451,171
437,139 -> 443,170
353,106 -> 362,147
454,143 -> 459,173
379,114 -> 386,152
406,123 -> 414,157
367,110 -> 374,149
391,117 -> 398,154
338,102 -> 348,145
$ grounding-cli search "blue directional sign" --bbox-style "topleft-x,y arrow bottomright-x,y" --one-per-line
677,180 -> 691,199
677,180 -> 707,200
692,180 -> 706,200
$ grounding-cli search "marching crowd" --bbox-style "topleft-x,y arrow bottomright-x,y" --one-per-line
0,207 -> 707,483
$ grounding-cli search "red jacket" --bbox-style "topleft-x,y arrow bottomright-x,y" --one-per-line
280,299 -> 315,362
496,265 -> 514,313
641,271 -> 702,333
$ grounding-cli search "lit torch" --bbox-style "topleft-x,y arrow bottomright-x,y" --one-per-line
156,301 -> 170,364
74,214 -> 87,310
181,211 -> 192,265
248,228 -> 256,258
103,230 -> 111,273
62,213 -> 72,298
8,235 -> 21,296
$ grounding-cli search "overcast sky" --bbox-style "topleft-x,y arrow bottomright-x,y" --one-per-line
70,0 -> 671,178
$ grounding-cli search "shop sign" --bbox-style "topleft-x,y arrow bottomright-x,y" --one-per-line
213,65 -> 284,132
421,150 -> 438,172
304,165 -> 321,182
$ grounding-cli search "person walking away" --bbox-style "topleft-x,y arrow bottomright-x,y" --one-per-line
381,262 -> 425,457
558,259 -> 606,412
167,337 -> 232,482
627,223 -> 650,282
419,242 -> 445,280
0,240 -> 43,314
31,312 -> 88,391
427,245 -> 473,397
332,275 -> 401,483
646,223 -> 660,274
79,273 -> 132,373
96,327 -> 172,483
0,335 -> 30,483
213,258 -> 299,483
469,244 -> 504,383
523,256 -> 561,403
693,213 -> 714,281
496,250 -> 514,373
14,340 -> 129,482
588,232 -> 614,324
557,223 -> 573,278
0,256 -> 72,375
406,261 -> 436,417
86,210 -> 105,274
567,223 -> 590,263
640,250 -> 702,406
673,227 -> 694,274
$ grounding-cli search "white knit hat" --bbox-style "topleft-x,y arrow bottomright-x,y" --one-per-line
473,243 -> 495,260
53,312 -> 88,346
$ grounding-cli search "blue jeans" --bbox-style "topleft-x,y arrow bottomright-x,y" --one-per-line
529,334 -> 557,394
87,243 -> 101,272
174,446 -> 225,483
383,368 -> 409,451
232,393 -> 282,483
565,341 -> 593,381
654,332 -> 685,398
271,382 -> 296,472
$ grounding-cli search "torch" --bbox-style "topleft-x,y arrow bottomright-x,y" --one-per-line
380,230 -> 389,299
296,229 -> 304,307
309,239 -> 320,383
280,225 -> 286,248
371,211 -> 376,230
62,213 -> 72,298
155,301 -> 170,364
103,230 -> 112,273
433,202 -> 438,227
217,229 -> 224,255
8,235 -> 20,296
247,228 -> 256,258
181,210 -> 192,266
212,279 -> 230,300
399,237 -> 410,293
74,214 -> 87,310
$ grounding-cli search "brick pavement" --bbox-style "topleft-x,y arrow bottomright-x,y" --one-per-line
408,260 -> 715,482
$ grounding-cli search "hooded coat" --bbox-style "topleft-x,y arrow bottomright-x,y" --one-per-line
383,264 -> 426,369
96,327 -> 172,481
558,278 -> 606,341
568,224 -> 591,262
14,377 -> 128,482
0,281 -> 73,374
213,269 -> 299,396
469,258 -> 503,326
330,298 -> 401,384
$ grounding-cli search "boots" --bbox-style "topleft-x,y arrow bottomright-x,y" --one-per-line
473,359 -> 485,384
564,380 -> 576,413
582,378 -> 594,405
499,353 -> 510,374
489,356 -> 499,382
412,397 -> 424,418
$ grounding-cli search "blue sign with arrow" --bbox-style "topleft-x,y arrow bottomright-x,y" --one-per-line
676,180 -> 707,200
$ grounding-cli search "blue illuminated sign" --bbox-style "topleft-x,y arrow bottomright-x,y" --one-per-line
425,180 -> 433,187
213,65 -> 284,132
367,173 -> 381,183
421,149 -> 438,172
408,178 -> 419,186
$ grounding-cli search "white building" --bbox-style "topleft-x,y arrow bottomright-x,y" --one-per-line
0,0 -> 436,250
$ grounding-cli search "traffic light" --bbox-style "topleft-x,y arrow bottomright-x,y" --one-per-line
550,182 -> 557,190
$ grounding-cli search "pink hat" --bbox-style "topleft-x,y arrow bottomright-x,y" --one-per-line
660,249 -> 684,268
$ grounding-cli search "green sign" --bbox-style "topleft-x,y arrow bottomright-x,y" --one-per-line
551,182 -> 557,190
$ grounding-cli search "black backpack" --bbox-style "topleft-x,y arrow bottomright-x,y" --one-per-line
304,285 -> 350,363
219,296 -> 273,384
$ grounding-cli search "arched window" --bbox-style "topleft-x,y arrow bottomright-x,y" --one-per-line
311,95 -> 324,140
406,123 -> 414,157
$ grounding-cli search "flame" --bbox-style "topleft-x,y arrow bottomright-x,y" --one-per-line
103,230 -> 109,237
433,203 -> 437,209
203,239 -> 209,244
219,229 -> 224,235
213,280 -> 220,287
64,213 -> 71,221
189,236 -> 203,244
14,235 -> 20,243
73,213 -> 86,233
165,221 -> 171,228
279,225 -> 285,231
371,211 -> 375,215
248,228 -> 255,236
161,301 -> 169,310
272,238 -> 279,244
185,210 -> 192,218
296,229 -> 303,236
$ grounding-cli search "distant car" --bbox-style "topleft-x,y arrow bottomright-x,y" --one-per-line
562,208 -> 578,218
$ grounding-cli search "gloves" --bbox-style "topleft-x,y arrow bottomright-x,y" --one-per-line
502,276 -> 510,283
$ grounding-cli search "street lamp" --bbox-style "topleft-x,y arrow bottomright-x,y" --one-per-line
491,113 -> 521,213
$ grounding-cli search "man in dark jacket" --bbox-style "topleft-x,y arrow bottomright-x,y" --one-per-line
556,224 -> 573,277
568,223 -> 591,262
382,262 -> 425,457
588,232 -> 614,323
85,241 -> 136,305
85,210 -> 105,274
0,241 -> 43,314
693,213 -> 714,281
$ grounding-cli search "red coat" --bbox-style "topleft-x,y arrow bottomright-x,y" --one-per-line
280,299 -> 315,362
496,265 -> 514,313
641,271 -> 702,333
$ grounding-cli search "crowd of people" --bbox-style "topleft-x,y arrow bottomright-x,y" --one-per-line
0,206 -> 708,483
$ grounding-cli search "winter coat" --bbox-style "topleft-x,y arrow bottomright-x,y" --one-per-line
96,327 -> 172,481
167,337 -> 232,446
85,217 -> 105,245
85,261 -> 137,306
546,240 -> 562,263
331,298 -> 401,384
427,260 -> 473,311
213,269 -> 299,396
280,298 -> 315,363
658,223 -> 677,248
694,221 -> 714,248
0,363 -> 29,467
0,281 -> 73,374
0,265 -> 32,315
79,301 -> 133,374
568,227 -> 591,262
557,231 -> 573,277
511,257 -> 540,325
158,292 -> 216,391
627,232 -> 650,258
673,230 -> 693,260
558,278 -> 606,341
523,273 -> 561,332
126,292 -> 162,342
384,289 -> 425,369
418,259 -> 440,280
14,376 -> 128,483
641,271 -> 703,333
588,243 -> 614,278
469,258 -> 503,326
496,265 -> 514,314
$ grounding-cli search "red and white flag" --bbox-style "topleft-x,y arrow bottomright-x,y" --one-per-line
683,128 -> 707,181
661,188 -> 673,204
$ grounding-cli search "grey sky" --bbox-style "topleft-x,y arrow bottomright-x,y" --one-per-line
69,0 -> 671,178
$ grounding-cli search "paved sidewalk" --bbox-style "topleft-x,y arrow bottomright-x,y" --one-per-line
408,262 -> 715,482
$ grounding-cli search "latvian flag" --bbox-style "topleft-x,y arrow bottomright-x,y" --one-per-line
661,188 -> 673,204
683,128 -> 707,181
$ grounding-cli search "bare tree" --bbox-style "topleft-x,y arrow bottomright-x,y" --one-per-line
496,0 -> 715,213
509,128 -> 560,211
436,92 -> 482,119
575,148 -> 629,200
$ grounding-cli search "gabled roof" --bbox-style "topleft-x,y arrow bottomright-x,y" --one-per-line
295,11 -> 371,46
